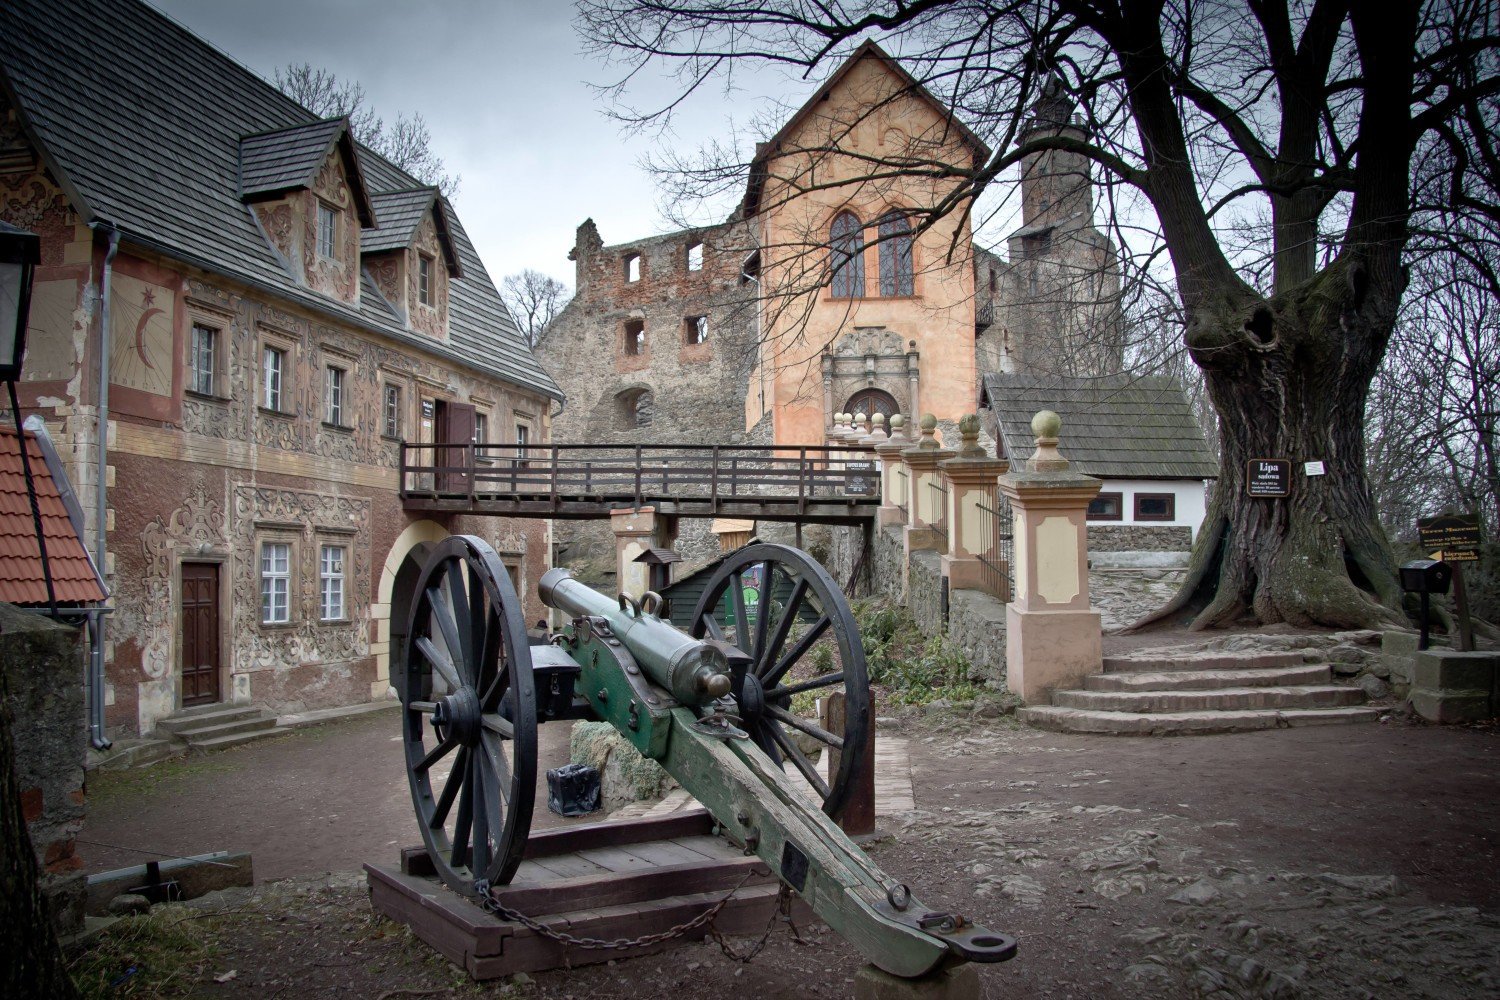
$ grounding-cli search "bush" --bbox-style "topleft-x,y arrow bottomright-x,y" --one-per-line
850,599 -> 981,707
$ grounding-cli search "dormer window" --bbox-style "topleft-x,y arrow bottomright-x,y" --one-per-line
419,254 -> 434,306
316,201 -> 339,259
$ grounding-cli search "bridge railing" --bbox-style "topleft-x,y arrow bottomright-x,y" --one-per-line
398,442 -> 882,506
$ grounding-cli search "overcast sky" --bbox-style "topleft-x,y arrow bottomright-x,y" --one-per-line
147,0 -> 818,290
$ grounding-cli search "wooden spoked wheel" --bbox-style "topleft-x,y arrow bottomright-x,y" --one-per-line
402,535 -> 536,893
689,543 -> 871,819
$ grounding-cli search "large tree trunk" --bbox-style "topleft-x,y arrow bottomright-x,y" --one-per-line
1134,261 -> 1409,631
0,661 -> 80,998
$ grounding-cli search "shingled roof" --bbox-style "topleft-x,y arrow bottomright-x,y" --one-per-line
0,0 -> 560,401
983,373 -> 1218,479
239,118 -> 375,226
362,188 -> 460,275
0,425 -> 106,607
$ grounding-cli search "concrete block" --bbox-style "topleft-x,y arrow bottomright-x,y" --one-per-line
1411,650 -> 1498,693
854,962 -> 980,1000
1411,690 -> 1493,724
85,851 -> 253,915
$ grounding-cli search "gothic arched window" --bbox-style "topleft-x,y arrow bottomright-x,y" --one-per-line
845,387 -> 899,423
830,211 -> 864,298
878,211 -> 913,296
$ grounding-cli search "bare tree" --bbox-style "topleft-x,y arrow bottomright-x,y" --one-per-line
577,0 -> 1500,631
273,63 -> 461,198
500,271 -> 572,348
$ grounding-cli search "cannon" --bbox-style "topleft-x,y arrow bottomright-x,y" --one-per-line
398,535 -> 1015,979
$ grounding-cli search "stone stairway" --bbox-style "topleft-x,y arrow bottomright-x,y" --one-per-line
156,703 -> 281,752
1018,650 -> 1382,735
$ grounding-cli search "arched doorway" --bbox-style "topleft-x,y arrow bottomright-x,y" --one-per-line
376,520 -> 449,698
844,387 -> 899,422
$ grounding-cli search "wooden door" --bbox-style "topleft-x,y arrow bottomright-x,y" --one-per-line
180,562 -> 221,706
435,400 -> 476,493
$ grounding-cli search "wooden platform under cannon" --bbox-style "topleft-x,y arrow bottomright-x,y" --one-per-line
366,809 -> 813,979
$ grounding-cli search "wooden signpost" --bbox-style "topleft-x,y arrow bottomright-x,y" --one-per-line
1418,513 -> 1482,652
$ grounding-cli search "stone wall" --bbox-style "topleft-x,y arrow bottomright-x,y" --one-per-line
908,549 -> 945,638
1,604 -> 87,934
873,524 -> 906,603
948,589 -> 1008,686
1087,524 -> 1193,552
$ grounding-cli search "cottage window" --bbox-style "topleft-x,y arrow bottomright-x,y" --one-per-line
1134,493 -> 1176,521
262,346 -> 286,411
383,383 -> 402,438
687,242 -> 704,271
830,211 -> 864,298
515,422 -> 531,465
473,411 -> 490,464
418,253 -> 434,306
624,253 -> 641,283
684,315 -> 708,345
325,365 -> 346,426
316,201 -> 338,259
624,318 -> 645,355
877,211 -> 914,296
260,542 -> 291,624
319,544 -> 346,621
189,323 -> 218,396
1087,492 -> 1123,521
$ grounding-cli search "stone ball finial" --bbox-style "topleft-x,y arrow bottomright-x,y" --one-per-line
1028,409 -> 1069,472
920,413 -> 937,431
916,413 -> 939,450
888,413 -> 906,443
871,413 -> 885,428
956,413 -> 985,458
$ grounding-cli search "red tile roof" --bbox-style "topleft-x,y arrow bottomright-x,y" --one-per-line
0,426 -> 106,606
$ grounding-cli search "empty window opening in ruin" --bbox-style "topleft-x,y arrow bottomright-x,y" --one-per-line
684,315 -> 708,345
625,253 -> 641,282
988,268 -> 997,293
624,318 -> 646,355
687,241 -> 704,271
617,387 -> 653,428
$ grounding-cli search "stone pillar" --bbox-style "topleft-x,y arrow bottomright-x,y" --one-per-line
902,414 -> 954,555
905,344 -> 921,421
610,506 -> 675,599
998,411 -> 1103,703
939,415 -> 1011,599
875,415 -> 909,528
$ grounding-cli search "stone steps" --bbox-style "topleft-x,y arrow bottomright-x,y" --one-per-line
1023,648 -> 1381,736
156,704 -> 280,752
1085,664 -> 1332,691
157,703 -> 268,735
187,728 -> 289,753
1054,684 -> 1364,713
1018,705 -> 1381,736
1101,651 -> 1308,673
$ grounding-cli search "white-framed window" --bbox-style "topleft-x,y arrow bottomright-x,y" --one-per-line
189,323 -> 218,395
418,254 -> 434,306
473,411 -> 490,463
316,201 -> 338,259
262,346 -> 285,411
325,365 -> 345,426
319,544 -> 346,621
687,241 -> 704,271
515,422 -> 531,465
260,542 -> 291,624
383,383 -> 402,438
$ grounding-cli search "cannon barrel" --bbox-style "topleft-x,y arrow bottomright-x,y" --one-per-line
539,568 -> 731,706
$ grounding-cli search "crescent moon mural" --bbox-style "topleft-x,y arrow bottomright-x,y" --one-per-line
109,273 -> 174,397
134,308 -> 164,369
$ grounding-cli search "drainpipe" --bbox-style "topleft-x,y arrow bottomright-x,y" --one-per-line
88,225 -> 118,750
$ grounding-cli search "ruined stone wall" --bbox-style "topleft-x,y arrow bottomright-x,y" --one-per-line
2,604 -> 87,934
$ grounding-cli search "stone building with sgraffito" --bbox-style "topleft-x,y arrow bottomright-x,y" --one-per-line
1,0 -> 562,739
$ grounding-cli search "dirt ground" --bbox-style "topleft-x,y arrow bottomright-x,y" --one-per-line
76,702 -> 1500,999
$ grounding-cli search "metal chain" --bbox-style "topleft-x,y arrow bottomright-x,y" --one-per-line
709,881 -> 799,963
475,869 -> 762,953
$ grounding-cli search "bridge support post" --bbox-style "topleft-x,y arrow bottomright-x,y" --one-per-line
998,412 -> 1103,705
610,506 -> 677,599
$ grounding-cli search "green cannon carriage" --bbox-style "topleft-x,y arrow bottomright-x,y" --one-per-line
398,535 -> 1015,978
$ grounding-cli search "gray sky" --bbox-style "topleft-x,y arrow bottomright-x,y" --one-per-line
147,0 -> 807,289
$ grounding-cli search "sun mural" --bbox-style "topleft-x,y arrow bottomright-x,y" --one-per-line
109,273 -> 175,396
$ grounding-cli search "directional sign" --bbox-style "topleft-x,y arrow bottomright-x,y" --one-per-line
1246,459 -> 1290,498
1419,513 -> 1481,561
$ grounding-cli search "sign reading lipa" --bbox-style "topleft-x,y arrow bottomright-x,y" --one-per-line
1246,459 -> 1290,498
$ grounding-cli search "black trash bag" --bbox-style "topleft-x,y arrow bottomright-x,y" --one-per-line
546,762 -> 601,817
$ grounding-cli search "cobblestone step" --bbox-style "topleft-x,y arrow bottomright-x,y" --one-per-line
1054,684 -> 1365,713
188,727 -> 289,753
1086,664 -> 1332,691
172,714 -> 278,743
1017,705 -> 1381,735
1102,651 -> 1310,673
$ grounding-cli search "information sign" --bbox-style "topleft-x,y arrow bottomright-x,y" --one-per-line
1246,459 -> 1290,498
844,460 -> 879,497
1418,513 -> 1481,562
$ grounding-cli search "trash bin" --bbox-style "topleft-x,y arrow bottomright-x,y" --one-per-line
546,762 -> 601,817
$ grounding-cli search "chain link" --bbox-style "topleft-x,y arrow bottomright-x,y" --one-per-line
475,868 -> 780,955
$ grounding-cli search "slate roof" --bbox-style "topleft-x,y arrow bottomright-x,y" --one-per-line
362,188 -> 460,275
0,426 -> 106,607
983,373 -> 1219,479
0,0 -> 560,401
239,119 -> 375,226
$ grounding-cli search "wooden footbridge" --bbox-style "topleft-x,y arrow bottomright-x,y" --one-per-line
399,442 -> 882,524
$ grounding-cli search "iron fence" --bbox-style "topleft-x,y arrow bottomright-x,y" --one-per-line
928,478 -> 949,547
974,490 -> 1014,601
